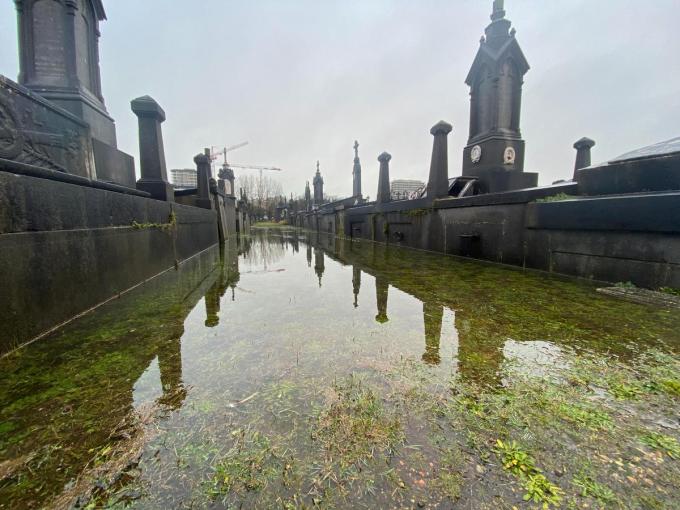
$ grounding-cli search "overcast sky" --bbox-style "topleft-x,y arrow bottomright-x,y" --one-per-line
1,0 -> 679,198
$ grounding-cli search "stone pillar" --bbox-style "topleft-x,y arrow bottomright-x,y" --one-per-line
427,121 -> 453,200
376,152 -> 392,204
194,153 -> 213,209
131,96 -> 174,202
573,137 -> 595,177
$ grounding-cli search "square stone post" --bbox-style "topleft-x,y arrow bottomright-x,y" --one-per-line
131,96 -> 174,202
427,121 -> 453,199
194,153 -> 213,209
376,152 -> 392,204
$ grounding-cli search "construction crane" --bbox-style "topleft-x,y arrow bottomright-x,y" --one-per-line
209,141 -> 249,174
211,145 -> 282,181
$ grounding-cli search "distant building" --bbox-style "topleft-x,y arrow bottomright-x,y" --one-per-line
170,168 -> 197,189
391,179 -> 425,200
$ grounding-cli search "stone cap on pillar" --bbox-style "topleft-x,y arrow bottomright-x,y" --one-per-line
574,137 -> 596,150
194,153 -> 210,165
131,95 -> 166,122
430,120 -> 453,136
378,152 -> 392,163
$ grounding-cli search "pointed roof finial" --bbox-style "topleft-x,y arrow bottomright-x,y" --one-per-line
316,160 -> 320,174
354,140 -> 360,159
491,0 -> 505,21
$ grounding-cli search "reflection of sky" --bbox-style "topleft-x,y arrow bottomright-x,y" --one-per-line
133,356 -> 162,408
501,340 -> 568,380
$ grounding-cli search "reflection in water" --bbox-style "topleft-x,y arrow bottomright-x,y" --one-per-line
3,229 -> 680,509
156,335 -> 186,409
375,277 -> 389,324
314,248 -> 325,287
204,239 -> 243,326
422,302 -> 443,365
352,266 -> 361,308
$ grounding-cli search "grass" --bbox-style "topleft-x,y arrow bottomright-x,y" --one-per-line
207,429 -> 283,497
131,211 -> 177,231
494,439 -> 564,508
535,193 -> 577,203
311,376 -> 404,469
659,287 -> 680,297
253,221 -> 289,228
639,432 -> 680,459
572,472 -> 617,504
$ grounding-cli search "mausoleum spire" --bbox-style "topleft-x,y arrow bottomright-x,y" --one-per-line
491,0 -> 505,21
353,140 -> 362,198
461,0 -> 538,193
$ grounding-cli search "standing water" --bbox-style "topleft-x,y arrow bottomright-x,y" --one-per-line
1,229 -> 679,509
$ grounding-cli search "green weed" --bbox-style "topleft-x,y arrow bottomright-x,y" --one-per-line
640,432 -> 680,459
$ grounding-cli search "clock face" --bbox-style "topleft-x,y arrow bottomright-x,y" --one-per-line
471,145 -> 482,164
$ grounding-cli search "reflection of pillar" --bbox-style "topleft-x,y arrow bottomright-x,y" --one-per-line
455,312 -> 503,387
306,244 -> 312,267
314,248 -> 325,287
422,302 -> 443,365
375,276 -> 389,323
225,238 -> 241,301
352,266 -> 362,308
157,336 -> 186,409
204,285 -> 221,327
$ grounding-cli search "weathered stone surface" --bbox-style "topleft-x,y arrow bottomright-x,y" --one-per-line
0,170 -> 218,353
0,76 -> 95,178
576,151 -> 680,195
15,0 -> 116,146
92,138 -> 135,187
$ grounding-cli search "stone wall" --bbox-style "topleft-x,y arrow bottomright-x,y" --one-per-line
0,170 -> 219,354
309,185 -> 680,289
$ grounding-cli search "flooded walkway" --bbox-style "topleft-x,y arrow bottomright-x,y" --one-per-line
1,230 -> 679,509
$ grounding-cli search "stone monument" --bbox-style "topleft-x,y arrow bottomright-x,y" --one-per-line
15,0 -> 115,146
462,0 -> 537,193
313,161 -> 324,206
13,0 -> 135,187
